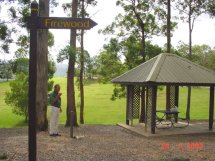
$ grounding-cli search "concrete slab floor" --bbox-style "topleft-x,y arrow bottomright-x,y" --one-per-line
117,121 -> 215,137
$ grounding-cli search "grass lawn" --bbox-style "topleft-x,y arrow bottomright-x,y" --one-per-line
0,77 -> 214,128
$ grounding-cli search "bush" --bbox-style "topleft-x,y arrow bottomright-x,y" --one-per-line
5,73 -> 28,122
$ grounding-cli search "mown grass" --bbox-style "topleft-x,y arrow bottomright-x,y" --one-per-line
0,78 -> 213,128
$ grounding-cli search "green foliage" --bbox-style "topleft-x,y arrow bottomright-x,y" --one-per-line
62,0 -> 97,17
57,45 -> 76,63
121,36 -> 142,69
11,58 -> 29,75
15,35 -> 29,58
48,61 -> 56,79
176,42 -> 215,71
5,73 -> 28,121
0,24 -> 12,53
85,56 -> 98,79
96,51 -> 125,83
0,25 -> 8,40
48,80 -> 54,92
4,58 -> 56,121
111,85 -> 126,101
96,39 -> 127,84
145,41 -> 163,59
0,60 -> 13,80
207,0 -> 215,17
48,31 -> 55,47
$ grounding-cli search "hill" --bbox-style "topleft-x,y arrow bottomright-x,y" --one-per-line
54,63 -> 67,77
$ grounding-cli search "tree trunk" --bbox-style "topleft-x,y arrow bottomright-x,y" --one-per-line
186,0 -> 192,120
167,0 -> 171,53
141,26 -> 145,62
35,0 -> 49,131
131,5 -> 145,62
65,0 -> 78,127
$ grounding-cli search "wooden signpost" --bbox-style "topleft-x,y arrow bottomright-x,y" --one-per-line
27,1 -> 97,161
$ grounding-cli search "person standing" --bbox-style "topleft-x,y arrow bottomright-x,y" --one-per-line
49,84 -> 62,136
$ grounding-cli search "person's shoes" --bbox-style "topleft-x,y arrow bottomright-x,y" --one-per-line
54,133 -> 61,136
49,134 -> 56,137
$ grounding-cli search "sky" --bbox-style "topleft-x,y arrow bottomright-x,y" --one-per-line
1,0 -> 215,61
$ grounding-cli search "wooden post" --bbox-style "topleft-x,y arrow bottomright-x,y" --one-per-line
166,85 -> 171,120
139,86 -> 145,123
28,1 -> 38,161
174,86 -> 179,123
126,86 -> 130,125
209,86 -> 214,131
151,86 -> 157,134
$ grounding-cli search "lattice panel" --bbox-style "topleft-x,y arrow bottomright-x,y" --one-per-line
169,86 -> 176,109
132,86 -> 140,119
145,86 -> 153,131
126,85 -> 133,120
126,85 -> 140,121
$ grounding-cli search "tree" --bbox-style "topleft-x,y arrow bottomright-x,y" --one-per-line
61,0 -> 97,126
79,0 -> 85,124
96,51 -> 125,83
175,0 -> 208,120
177,42 -> 215,71
85,56 -> 98,79
5,73 -> 29,122
57,44 -> 78,126
100,0 -> 167,63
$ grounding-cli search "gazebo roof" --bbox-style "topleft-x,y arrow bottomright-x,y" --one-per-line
112,53 -> 215,85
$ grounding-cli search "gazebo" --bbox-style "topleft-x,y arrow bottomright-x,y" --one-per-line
112,53 -> 215,134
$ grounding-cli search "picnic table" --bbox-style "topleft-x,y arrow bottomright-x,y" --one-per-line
156,109 -> 189,129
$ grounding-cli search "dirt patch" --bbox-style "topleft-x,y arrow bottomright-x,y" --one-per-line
0,125 -> 215,161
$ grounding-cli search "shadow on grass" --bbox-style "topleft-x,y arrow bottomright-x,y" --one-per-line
12,120 -> 28,128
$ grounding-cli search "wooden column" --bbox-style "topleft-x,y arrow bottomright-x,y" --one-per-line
126,86 -> 131,125
209,86 -> 214,131
151,85 -> 157,134
139,86 -> 145,123
174,86 -> 179,122
166,85 -> 171,111
145,85 -> 157,134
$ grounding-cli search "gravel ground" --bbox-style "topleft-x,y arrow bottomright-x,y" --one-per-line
0,125 -> 215,161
